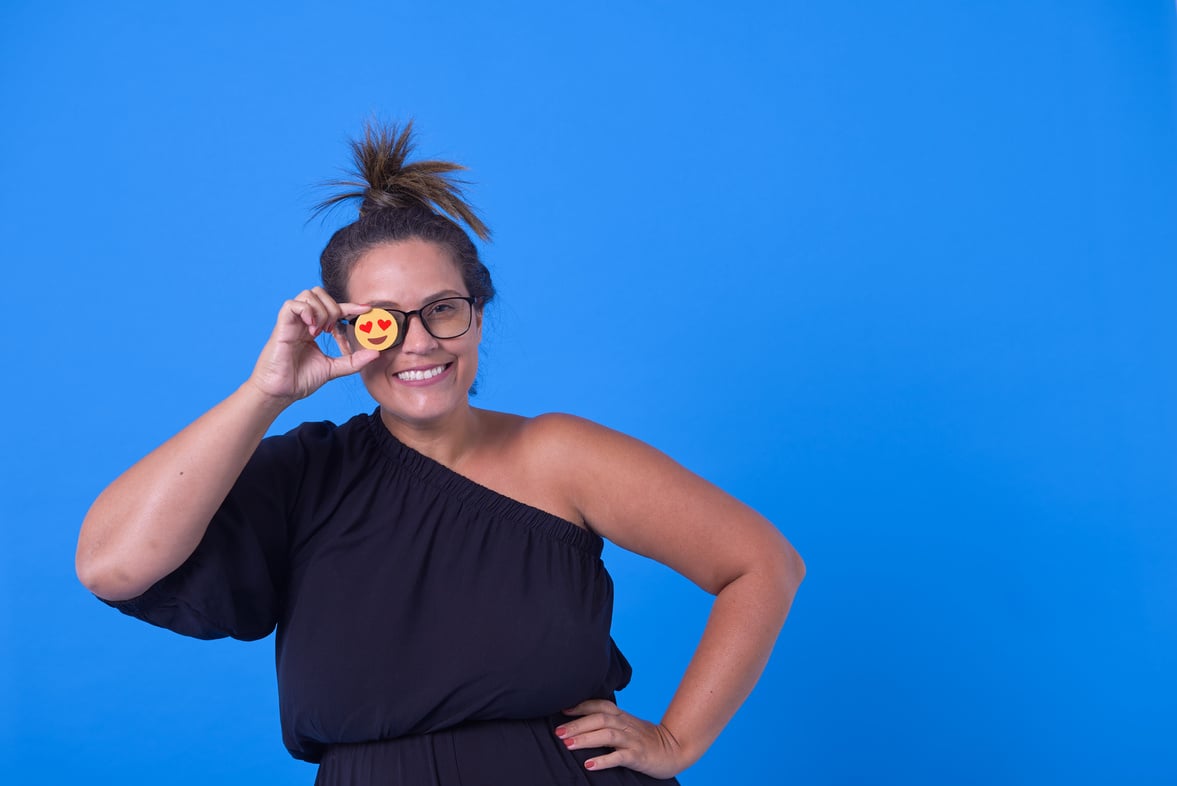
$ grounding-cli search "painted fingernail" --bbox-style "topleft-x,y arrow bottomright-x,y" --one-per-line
563,738 -> 574,748
585,761 -> 596,770
554,727 -> 566,738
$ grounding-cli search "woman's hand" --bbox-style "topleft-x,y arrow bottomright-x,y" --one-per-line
556,700 -> 689,779
248,287 -> 379,402
77,287 -> 384,601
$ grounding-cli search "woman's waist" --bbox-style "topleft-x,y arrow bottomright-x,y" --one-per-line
279,636 -> 634,762
314,712 -> 681,786
315,714 -> 586,786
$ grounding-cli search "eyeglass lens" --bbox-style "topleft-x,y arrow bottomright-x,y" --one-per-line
350,297 -> 473,351
415,297 -> 472,338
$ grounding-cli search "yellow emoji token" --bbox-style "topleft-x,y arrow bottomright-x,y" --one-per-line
354,307 -> 400,351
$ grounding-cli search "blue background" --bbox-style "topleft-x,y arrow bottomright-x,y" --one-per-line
2,2 -> 1175,783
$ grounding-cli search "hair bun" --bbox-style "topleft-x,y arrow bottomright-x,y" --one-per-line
315,119 -> 490,241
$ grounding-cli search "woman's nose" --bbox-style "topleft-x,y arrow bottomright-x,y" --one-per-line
399,314 -> 439,353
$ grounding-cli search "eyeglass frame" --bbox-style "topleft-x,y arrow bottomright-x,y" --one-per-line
339,295 -> 479,350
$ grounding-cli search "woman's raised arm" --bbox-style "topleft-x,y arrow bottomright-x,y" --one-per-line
76,288 -> 377,601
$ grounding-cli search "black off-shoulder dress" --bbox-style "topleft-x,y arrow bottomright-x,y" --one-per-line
102,411 -> 680,785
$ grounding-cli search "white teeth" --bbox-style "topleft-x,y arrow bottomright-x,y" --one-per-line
396,364 -> 447,381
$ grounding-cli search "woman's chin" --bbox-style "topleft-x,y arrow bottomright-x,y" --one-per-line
375,388 -> 471,431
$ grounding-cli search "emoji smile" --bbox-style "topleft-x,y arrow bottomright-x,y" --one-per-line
367,336 -> 388,346
396,364 -> 449,382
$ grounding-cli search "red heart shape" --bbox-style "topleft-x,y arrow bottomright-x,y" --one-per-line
359,321 -> 373,333
378,319 -> 392,330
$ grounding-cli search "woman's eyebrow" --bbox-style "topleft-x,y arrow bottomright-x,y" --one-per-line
370,290 -> 465,309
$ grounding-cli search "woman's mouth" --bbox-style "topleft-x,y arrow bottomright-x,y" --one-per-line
395,363 -> 450,382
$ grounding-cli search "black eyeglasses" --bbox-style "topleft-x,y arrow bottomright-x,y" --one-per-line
341,296 -> 477,351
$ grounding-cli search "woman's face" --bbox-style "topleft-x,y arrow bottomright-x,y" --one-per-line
345,238 -> 481,428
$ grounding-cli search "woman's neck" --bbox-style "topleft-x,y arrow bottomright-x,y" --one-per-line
378,404 -> 485,469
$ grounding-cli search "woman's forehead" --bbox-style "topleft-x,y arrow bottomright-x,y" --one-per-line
346,240 -> 465,302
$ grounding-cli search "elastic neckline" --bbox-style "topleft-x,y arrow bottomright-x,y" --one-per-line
361,410 -> 604,557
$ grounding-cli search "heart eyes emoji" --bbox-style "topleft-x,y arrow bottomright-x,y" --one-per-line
353,307 -> 399,350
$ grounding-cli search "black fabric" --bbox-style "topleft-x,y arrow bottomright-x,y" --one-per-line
102,411 -> 675,784
313,715 -> 676,786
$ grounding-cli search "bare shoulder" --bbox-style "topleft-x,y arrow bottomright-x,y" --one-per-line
498,412 -> 672,521
513,412 -> 702,501
475,410 -> 799,592
518,412 -> 645,455
470,409 -> 591,462
511,412 -> 665,483
509,413 -> 796,595
520,411 -> 597,436
464,410 -> 605,527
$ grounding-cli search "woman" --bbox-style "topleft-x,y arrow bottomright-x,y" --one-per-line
77,122 -> 804,784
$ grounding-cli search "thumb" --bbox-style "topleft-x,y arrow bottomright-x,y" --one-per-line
327,348 -> 380,380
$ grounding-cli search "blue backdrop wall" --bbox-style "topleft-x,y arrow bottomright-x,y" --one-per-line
2,2 -> 1174,784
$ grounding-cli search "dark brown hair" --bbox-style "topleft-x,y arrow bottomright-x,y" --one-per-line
315,121 -> 494,307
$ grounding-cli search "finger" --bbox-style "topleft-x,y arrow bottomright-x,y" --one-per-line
280,298 -> 322,339
338,301 -> 374,318
583,749 -> 631,772
284,297 -> 321,336
329,302 -> 375,347
555,711 -> 626,740
296,289 -> 334,336
327,348 -> 379,379
308,286 -> 346,327
290,288 -> 344,337
561,726 -> 629,752
563,700 -> 621,717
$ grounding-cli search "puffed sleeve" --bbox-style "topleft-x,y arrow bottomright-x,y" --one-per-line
98,428 -> 306,642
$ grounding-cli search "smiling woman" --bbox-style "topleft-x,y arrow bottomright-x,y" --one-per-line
75,121 -> 805,785
346,241 -> 484,430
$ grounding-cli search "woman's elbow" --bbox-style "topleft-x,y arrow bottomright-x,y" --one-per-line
75,533 -> 146,601
766,535 -> 805,606
76,548 -> 119,600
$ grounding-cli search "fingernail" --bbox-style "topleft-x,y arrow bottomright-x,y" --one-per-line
563,738 -> 574,748
554,727 -> 566,738
585,761 -> 596,770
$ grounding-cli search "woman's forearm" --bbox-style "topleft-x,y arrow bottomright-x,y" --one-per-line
659,547 -> 805,769
75,381 -> 290,601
